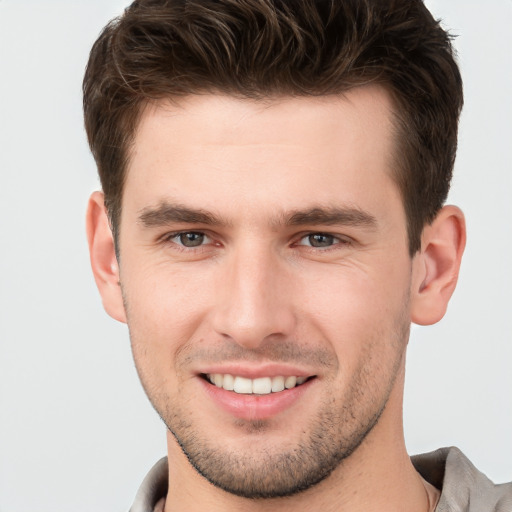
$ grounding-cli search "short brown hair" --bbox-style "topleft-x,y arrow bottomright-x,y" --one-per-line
83,0 -> 463,254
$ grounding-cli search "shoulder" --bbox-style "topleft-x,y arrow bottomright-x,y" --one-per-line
130,457 -> 168,512
412,447 -> 512,512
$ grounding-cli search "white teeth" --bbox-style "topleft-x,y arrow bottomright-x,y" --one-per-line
285,376 -> 297,389
271,376 -> 285,392
222,374 -> 234,391
252,377 -> 272,394
206,373 -> 309,395
233,376 -> 253,394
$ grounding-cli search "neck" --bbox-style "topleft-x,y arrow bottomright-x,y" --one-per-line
164,365 -> 432,512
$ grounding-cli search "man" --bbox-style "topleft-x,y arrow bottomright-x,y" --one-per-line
83,1 -> 511,511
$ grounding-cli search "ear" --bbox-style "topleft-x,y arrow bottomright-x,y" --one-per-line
86,191 -> 127,323
410,205 -> 466,326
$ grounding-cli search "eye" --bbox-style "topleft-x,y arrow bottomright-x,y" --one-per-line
169,231 -> 212,248
297,233 -> 345,248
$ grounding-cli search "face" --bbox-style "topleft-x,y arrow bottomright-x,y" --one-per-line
117,88 -> 416,497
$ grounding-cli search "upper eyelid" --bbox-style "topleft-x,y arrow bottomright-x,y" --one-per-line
295,231 -> 351,242
161,229 -> 209,238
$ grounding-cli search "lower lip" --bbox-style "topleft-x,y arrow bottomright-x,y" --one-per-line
200,377 -> 315,421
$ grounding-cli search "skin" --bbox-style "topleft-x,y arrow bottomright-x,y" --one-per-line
87,86 -> 465,512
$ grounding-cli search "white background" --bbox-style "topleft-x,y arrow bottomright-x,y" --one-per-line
0,1 -> 510,510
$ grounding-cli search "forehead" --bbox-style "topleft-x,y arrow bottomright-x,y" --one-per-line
124,87 -> 399,221
134,87 -> 395,150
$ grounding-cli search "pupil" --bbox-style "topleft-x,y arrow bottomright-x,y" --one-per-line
309,234 -> 333,247
180,232 -> 204,247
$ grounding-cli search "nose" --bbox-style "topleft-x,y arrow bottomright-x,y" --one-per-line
212,243 -> 296,349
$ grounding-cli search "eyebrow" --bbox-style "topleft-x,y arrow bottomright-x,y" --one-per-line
138,203 -> 230,227
137,202 -> 377,230
285,207 -> 377,229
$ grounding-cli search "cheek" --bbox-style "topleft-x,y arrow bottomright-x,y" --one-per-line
121,263 -> 215,379
294,259 -> 411,359
124,259 -> 212,325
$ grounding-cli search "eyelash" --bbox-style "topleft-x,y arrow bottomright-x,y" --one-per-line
295,233 -> 351,250
161,230 -> 352,252
161,231 -> 215,251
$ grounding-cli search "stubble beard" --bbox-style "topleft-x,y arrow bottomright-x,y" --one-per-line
163,385 -> 388,499
134,327 -> 408,499
126,292 -> 411,500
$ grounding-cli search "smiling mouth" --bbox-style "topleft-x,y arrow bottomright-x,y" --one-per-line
202,373 -> 314,395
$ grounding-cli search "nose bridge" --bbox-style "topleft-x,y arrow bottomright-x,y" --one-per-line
213,239 -> 294,348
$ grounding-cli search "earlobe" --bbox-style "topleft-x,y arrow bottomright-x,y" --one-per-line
411,205 -> 466,326
86,191 -> 127,323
